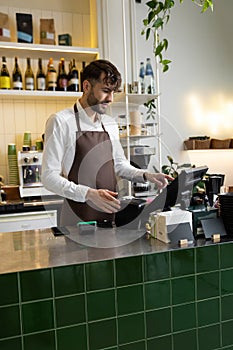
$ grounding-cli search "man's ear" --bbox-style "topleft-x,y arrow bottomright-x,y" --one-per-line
83,79 -> 91,93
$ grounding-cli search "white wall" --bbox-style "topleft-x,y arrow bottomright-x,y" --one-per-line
134,0 -> 233,185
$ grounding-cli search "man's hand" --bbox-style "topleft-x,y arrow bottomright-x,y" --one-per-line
144,172 -> 174,190
86,189 -> 121,213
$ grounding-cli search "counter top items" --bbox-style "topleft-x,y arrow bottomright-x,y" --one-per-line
218,192 -> 233,235
7,143 -> 19,185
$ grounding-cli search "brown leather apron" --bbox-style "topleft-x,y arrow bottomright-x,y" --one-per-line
60,103 -> 117,226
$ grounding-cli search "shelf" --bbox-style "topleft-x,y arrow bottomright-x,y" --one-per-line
113,92 -> 159,105
0,90 -> 82,100
0,41 -> 99,61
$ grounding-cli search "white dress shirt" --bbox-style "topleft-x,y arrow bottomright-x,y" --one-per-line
42,100 -> 145,202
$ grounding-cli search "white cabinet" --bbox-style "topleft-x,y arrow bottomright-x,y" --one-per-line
0,210 -> 57,233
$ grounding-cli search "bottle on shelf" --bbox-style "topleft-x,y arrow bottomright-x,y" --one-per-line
46,57 -> 57,91
36,58 -> 46,91
144,57 -> 155,94
12,56 -> 23,90
57,58 -> 68,91
0,56 -> 11,90
139,61 -> 145,94
25,57 -> 35,90
80,61 -> 86,92
67,58 -> 79,92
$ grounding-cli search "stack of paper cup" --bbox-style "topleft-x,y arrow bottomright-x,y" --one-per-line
23,131 -> 32,148
130,111 -> 141,136
8,144 -> 19,185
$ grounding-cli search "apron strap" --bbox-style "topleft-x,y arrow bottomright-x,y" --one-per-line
73,102 -> 106,132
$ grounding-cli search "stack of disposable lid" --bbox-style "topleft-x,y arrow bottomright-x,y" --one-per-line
219,193 -> 233,235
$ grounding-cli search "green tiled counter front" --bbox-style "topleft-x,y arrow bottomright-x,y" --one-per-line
1,232 -> 233,349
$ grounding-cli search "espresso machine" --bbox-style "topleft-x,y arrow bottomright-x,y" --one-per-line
18,150 -> 54,197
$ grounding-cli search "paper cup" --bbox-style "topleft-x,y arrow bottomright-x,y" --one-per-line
8,143 -> 16,155
23,131 -> 32,147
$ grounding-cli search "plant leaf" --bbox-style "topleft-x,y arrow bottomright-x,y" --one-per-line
148,10 -> 156,24
146,0 -> 157,9
146,27 -> 151,41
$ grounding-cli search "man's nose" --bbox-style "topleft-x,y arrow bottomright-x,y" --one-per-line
106,91 -> 114,103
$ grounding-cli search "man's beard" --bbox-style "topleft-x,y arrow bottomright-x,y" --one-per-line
87,90 -> 108,114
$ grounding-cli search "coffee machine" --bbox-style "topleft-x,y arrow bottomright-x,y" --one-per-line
129,145 -> 155,196
18,150 -> 54,197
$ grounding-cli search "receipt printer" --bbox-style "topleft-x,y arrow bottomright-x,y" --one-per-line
151,209 -> 193,244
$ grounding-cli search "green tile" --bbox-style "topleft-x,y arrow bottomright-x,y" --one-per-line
22,300 -> 54,334
85,260 -> 114,291
220,243 -> 233,269
145,280 -> 170,310
116,256 -> 143,286
222,295 -> 233,321
87,289 -> 115,321
144,252 -> 170,281
222,320 -> 233,347
196,245 -> 219,273
171,249 -> 195,277
0,305 -> 20,339
53,264 -> 84,296
117,285 -> 143,315
88,318 -> 117,350
221,269 -> 233,295
57,324 -> 87,350
173,303 -> 196,332
0,337 -> 22,350
24,331 -> 56,350
0,273 -> 19,306
146,308 -> 171,337
197,271 -> 219,300
119,340 -> 146,350
20,269 -> 52,302
198,324 -> 220,350
118,313 -> 145,344
197,298 -> 220,326
172,276 -> 195,305
55,294 -> 86,327
173,329 -> 197,350
147,335 -> 172,350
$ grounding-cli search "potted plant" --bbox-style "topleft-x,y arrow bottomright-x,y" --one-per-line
141,0 -> 213,72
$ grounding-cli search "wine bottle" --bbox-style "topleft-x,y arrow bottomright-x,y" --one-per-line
46,57 -> 57,91
0,56 -> 11,89
25,57 -> 35,90
57,58 -> 68,91
80,61 -> 86,92
144,57 -> 155,94
36,58 -> 46,91
67,58 -> 79,92
12,57 -> 23,90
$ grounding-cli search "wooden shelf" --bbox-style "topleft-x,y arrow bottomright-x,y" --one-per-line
113,92 -> 159,105
0,90 -> 81,100
0,41 -> 99,62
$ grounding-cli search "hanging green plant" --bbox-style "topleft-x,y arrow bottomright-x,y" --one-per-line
141,0 -> 213,72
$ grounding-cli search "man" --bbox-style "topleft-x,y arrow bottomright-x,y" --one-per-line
42,59 -> 172,226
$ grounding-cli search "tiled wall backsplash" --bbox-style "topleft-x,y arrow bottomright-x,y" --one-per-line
0,99 -> 73,184
1,242 -> 233,349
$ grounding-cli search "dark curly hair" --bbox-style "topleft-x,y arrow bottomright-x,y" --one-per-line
82,59 -> 122,92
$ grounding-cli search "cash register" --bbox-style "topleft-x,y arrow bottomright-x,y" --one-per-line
115,166 -> 209,231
